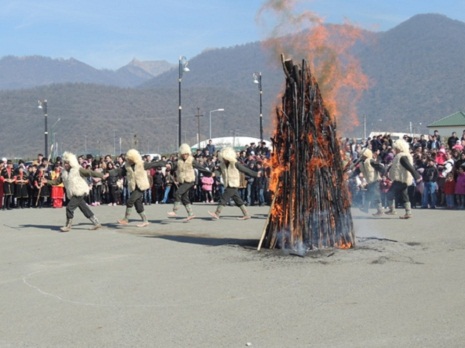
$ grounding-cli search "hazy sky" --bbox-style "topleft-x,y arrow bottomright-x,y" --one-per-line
1,0 -> 464,70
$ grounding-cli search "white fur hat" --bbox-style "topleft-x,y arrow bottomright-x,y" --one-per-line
179,143 -> 191,155
126,148 -> 143,164
360,148 -> 372,159
221,146 -> 237,163
393,139 -> 410,153
62,151 -> 79,168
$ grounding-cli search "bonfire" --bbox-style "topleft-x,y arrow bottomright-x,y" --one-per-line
258,56 -> 355,252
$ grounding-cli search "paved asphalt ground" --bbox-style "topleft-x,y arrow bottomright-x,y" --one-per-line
1,203 -> 464,347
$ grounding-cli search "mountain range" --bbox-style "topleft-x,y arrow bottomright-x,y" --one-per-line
0,56 -> 175,89
1,13 -> 465,158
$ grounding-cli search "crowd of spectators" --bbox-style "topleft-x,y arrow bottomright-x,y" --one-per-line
0,141 -> 272,211
344,129 -> 465,210
4,131 -> 465,213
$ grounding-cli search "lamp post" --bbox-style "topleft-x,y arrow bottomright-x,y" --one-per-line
209,108 -> 225,140
178,56 -> 190,147
253,72 -> 263,145
37,99 -> 48,159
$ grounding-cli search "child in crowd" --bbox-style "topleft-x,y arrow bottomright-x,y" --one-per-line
454,166 -> 465,209
379,175 -> 392,209
201,174 -> 214,203
443,172 -> 456,209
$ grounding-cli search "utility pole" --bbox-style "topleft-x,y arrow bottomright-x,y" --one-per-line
194,107 -> 203,148
133,134 -> 138,149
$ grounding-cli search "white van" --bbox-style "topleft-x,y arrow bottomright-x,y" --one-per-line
368,131 -> 421,141
142,153 -> 161,161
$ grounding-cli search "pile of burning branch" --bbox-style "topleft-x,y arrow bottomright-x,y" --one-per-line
259,56 -> 355,252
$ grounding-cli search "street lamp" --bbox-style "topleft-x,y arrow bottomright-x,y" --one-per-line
253,72 -> 263,145
178,56 -> 190,147
209,108 -> 225,140
37,99 -> 48,159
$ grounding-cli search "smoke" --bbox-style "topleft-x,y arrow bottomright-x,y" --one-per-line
256,0 -> 370,131
276,229 -> 308,256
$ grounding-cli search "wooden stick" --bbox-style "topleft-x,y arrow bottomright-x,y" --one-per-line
257,193 -> 277,251
35,184 -> 42,207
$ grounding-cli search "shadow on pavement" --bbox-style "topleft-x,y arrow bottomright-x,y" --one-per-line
146,234 -> 259,248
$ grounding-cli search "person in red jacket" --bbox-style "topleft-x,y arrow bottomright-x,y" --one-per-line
443,172 -> 456,209
50,164 -> 65,208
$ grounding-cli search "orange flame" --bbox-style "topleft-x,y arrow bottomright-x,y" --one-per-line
335,241 -> 353,249
257,0 -> 370,131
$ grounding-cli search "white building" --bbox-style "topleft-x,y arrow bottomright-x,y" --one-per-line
192,136 -> 272,151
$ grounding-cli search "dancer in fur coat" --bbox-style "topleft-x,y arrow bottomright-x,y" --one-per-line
208,146 -> 258,220
357,148 -> 386,216
45,151 -> 107,232
167,143 -> 211,222
112,149 -> 165,227
385,139 -> 422,219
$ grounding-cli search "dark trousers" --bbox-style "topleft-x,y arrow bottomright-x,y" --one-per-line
3,194 -> 13,209
109,185 -> 119,204
174,182 -> 195,205
153,185 -> 163,203
92,185 -> 102,203
66,195 -> 94,220
219,187 -> 245,207
127,188 -> 144,213
386,181 -> 409,204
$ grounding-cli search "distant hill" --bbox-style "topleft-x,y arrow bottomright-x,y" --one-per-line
356,13 -> 465,134
140,13 -> 465,137
140,42 -> 283,92
124,58 -> 175,77
1,13 -> 465,158
0,82 -> 261,158
0,56 -> 175,89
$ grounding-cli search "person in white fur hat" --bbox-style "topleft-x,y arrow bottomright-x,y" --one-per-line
208,146 -> 258,220
357,148 -> 386,216
111,148 -> 165,227
167,143 -> 211,222
385,139 -> 422,219
44,151 -> 107,232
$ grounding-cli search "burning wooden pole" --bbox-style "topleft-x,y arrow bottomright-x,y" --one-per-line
259,56 -> 355,252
